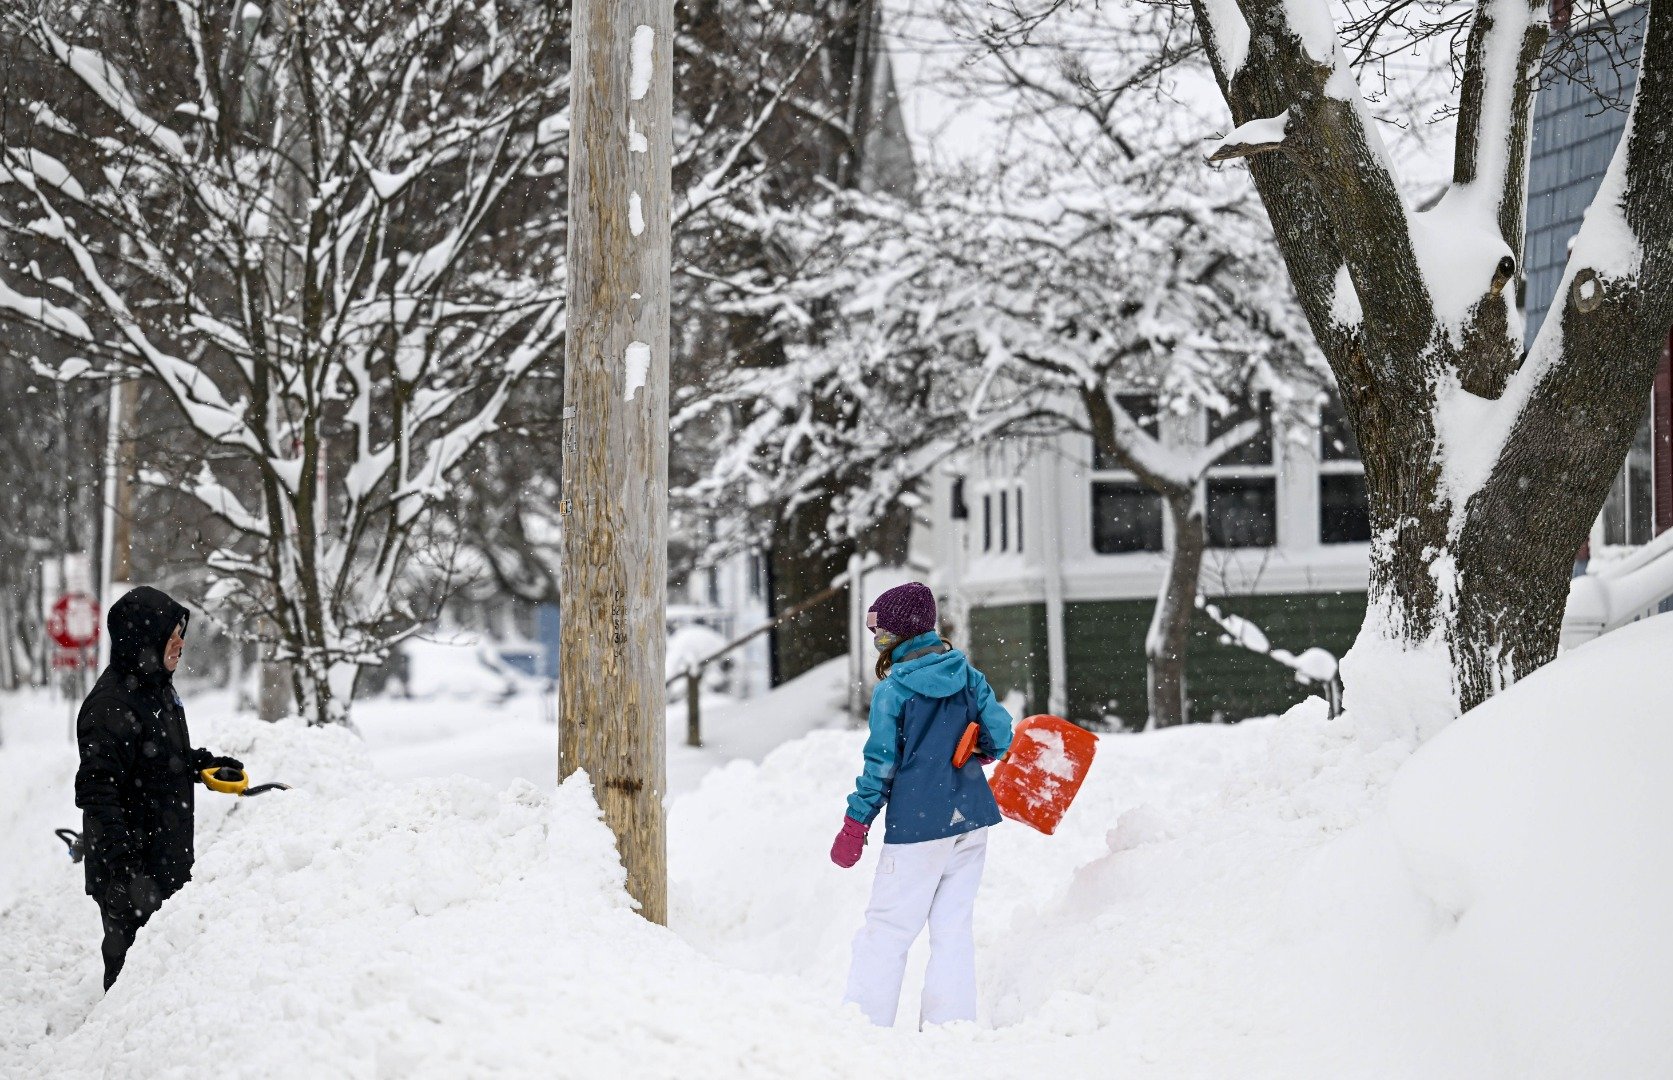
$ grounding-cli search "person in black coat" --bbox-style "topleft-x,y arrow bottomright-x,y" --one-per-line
74,586 -> 242,990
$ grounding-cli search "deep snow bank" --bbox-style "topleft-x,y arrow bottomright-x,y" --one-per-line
1278,615 -> 1673,1078
674,618 -> 1673,1076
1,715 -> 1093,1079
7,615 -> 1670,1078
671,700 -> 1417,1072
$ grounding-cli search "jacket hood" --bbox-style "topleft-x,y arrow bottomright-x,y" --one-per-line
889,631 -> 972,699
108,586 -> 190,681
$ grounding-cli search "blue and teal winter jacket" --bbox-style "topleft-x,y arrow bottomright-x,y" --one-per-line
845,631 -> 1015,844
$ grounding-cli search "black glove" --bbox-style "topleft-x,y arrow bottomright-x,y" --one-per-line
190,748 -> 244,774
113,868 -> 164,920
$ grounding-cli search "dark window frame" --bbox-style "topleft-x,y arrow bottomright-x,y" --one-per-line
1091,480 -> 1165,554
1318,394 -> 1370,545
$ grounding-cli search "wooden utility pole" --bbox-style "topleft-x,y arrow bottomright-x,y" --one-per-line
559,0 -> 673,924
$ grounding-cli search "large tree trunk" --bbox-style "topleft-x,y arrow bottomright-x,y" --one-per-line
1192,0 -> 1673,736
1352,287 -> 1670,726
1147,492 -> 1207,728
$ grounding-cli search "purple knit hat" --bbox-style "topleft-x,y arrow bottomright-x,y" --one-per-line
868,582 -> 937,638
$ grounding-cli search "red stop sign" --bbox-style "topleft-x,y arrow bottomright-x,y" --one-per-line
49,593 -> 101,650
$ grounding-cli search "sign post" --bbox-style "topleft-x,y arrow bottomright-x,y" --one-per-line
49,591 -> 101,736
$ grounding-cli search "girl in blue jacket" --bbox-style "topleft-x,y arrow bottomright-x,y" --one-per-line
830,582 -> 1013,1028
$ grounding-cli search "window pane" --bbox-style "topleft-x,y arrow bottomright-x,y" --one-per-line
1602,467 -> 1627,545
1094,394 -> 1160,470
1320,398 -> 1361,462
1629,404 -> 1653,545
1015,487 -> 1025,553
982,494 -> 992,552
1601,402 -> 1654,546
1206,477 -> 1277,547
1320,473 -> 1372,544
999,490 -> 1010,552
1208,392 -> 1272,466
1092,482 -> 1164,553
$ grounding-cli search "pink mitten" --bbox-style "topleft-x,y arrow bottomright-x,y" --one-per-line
830,816 -> 869,868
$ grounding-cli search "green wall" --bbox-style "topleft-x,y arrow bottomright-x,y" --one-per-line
966,603 -> 1050,715
968,591 -> 1366,727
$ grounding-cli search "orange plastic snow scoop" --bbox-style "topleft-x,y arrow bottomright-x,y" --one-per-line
990,715 -> 1097,835
952,722 -> 981,768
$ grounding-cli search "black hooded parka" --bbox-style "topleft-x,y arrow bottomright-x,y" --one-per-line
73,586 -> 200,901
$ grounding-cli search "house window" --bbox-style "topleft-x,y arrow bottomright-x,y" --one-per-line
1319,397 -> 1371,544
1206,477 -> 1277,547
1091,405 -> 1163,554
1206,394 -> 1277,547
1320,473 -> 1371,544
1601,399 -> 1654,546
974,482 -> 1027,556
1208,392 -> 1273,466
1092,481 -> 1164,553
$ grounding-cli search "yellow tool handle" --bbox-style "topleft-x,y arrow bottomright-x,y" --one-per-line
201,766 -> 249,795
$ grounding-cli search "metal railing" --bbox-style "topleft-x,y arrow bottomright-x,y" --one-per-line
666,565 -> 867,747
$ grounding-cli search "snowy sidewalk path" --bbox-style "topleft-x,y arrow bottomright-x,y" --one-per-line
668,705 -> 1412,1073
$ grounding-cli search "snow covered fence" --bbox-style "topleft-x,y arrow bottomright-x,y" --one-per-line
1562,529 -> 1673,648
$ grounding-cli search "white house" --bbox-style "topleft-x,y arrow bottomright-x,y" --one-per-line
921,396 -> 1371,727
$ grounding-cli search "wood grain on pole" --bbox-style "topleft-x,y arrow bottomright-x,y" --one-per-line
559,0 -> 673,924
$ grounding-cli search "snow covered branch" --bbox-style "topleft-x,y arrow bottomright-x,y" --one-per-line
1204,110 -> 1289,162
0,0 -> 568,724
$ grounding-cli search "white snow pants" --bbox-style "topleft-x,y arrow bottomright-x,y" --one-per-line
842,827 -> 988,1028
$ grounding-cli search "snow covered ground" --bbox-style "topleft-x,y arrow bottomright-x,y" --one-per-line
3,624 -> 1671,1078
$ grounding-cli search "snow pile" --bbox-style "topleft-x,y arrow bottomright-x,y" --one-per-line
398,634 -> 539,701
671,698 -> 1406,1064
4,715 -> 861,1080
1290,615 -> 1673,1078
6,618 -> 1671,1076
4,709 -> 1066,1079
676,619 -> 1673,1074
0,692 -> 82,911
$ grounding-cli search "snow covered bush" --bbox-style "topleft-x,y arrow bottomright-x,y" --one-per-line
682,0 -> 1323,726
0,0 -> 568,722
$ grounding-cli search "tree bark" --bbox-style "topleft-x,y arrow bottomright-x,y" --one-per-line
558,0 -> 673,925
1192,0 -> 1673,728
1147,492 -> 1207,729
769,497 -> 853,685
